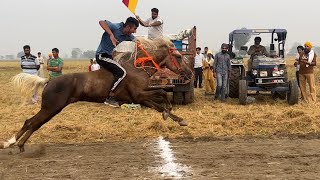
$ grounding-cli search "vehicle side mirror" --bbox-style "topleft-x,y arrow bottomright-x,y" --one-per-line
240,46 -> 248,51
270,44 -> 275,51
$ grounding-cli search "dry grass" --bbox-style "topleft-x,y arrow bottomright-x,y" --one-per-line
0,58 -> 319,145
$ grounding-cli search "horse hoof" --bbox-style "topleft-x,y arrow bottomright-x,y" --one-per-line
18,146 -> 25,153
162,111 -> 169,120
178,121 -> 188,126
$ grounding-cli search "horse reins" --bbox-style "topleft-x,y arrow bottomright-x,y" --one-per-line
168,47 -> 182,71
134,42 -> 182,76
134,42 -> 161,72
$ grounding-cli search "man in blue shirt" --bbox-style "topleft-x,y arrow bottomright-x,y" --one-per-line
96,17 -> 139,107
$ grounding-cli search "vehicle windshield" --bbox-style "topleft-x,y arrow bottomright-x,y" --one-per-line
232,33 -> 285,58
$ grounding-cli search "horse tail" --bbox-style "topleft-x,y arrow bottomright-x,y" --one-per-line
11,73 -> 48,97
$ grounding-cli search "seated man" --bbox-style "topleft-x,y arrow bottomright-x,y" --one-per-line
248,37 -> 269,57
247,36 -> 269,72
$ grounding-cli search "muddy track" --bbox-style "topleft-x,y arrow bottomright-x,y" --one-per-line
1,137 -> 320,179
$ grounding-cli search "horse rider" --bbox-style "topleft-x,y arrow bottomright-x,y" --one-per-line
95,17 -> 139,107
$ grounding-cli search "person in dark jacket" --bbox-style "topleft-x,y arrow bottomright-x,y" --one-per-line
214,43 -> 231,102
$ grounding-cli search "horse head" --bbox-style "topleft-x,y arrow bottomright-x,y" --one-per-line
136,38 -> 193,79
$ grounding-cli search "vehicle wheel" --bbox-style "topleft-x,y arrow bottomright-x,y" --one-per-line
287,80 -> 299,105
239,80 -> 247,105
173,92 -> 184,105
275,66 -> 288,100
229,66 -> 242,98
183,86 -> 194,104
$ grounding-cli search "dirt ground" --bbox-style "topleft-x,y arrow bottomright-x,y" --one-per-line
1,136 -> 320,180
1,60 -> 320,179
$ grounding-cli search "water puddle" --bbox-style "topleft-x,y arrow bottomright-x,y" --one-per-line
151,136 -> 191,179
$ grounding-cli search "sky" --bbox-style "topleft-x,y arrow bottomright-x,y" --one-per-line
0,0 -> 319,57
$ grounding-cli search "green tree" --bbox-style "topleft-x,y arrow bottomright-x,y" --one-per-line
17,51 -> 24,58
71,48 -> 82,59
82,50 -> 96,58
287,42 -> 301,56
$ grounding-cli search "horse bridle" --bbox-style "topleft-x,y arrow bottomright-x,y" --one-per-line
134,43 -> 182,76
168,48 -> 182,71
134,42 -> 160,72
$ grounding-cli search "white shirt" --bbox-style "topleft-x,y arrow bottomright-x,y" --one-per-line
194,53 -> 204,68
306,49 -> 315,67
36,56 -> 44,64
91,64 -> 100,71
146,16 -> 163,40
295,53 -> 300,71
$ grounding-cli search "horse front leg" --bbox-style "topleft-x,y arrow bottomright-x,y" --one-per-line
162,92 -> 173,111
146,89 -> 173,110
142,99 -> 187,126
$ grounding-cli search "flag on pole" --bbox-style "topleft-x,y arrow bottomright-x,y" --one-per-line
122,0 -> 138,14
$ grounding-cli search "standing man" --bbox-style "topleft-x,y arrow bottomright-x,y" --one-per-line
95,17 -> 139,107
136,8 -> 163,40
47,48 -> 63,79
20,45 -> 40,104
36,52 -> 45,78
299,42 -> 317,103
294,45 -> 304,87
194,47 -> 204,88
214,43 -> 231,102
203,47 -> 209,59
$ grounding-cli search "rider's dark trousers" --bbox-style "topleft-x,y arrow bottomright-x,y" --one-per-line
96,53 -> 126,91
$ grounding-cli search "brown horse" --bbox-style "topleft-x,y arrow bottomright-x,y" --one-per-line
2,38 -> 193,152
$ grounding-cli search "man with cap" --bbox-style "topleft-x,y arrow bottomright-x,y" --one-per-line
203,50 -> 215,95
214,43 -> 231,102
298,42 -> 317,103
247,37 -> 269,72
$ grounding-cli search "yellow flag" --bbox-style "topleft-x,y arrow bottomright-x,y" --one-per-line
122,0 -> 138,14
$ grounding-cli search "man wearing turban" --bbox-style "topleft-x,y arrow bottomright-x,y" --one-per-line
298,42 -> 317,103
